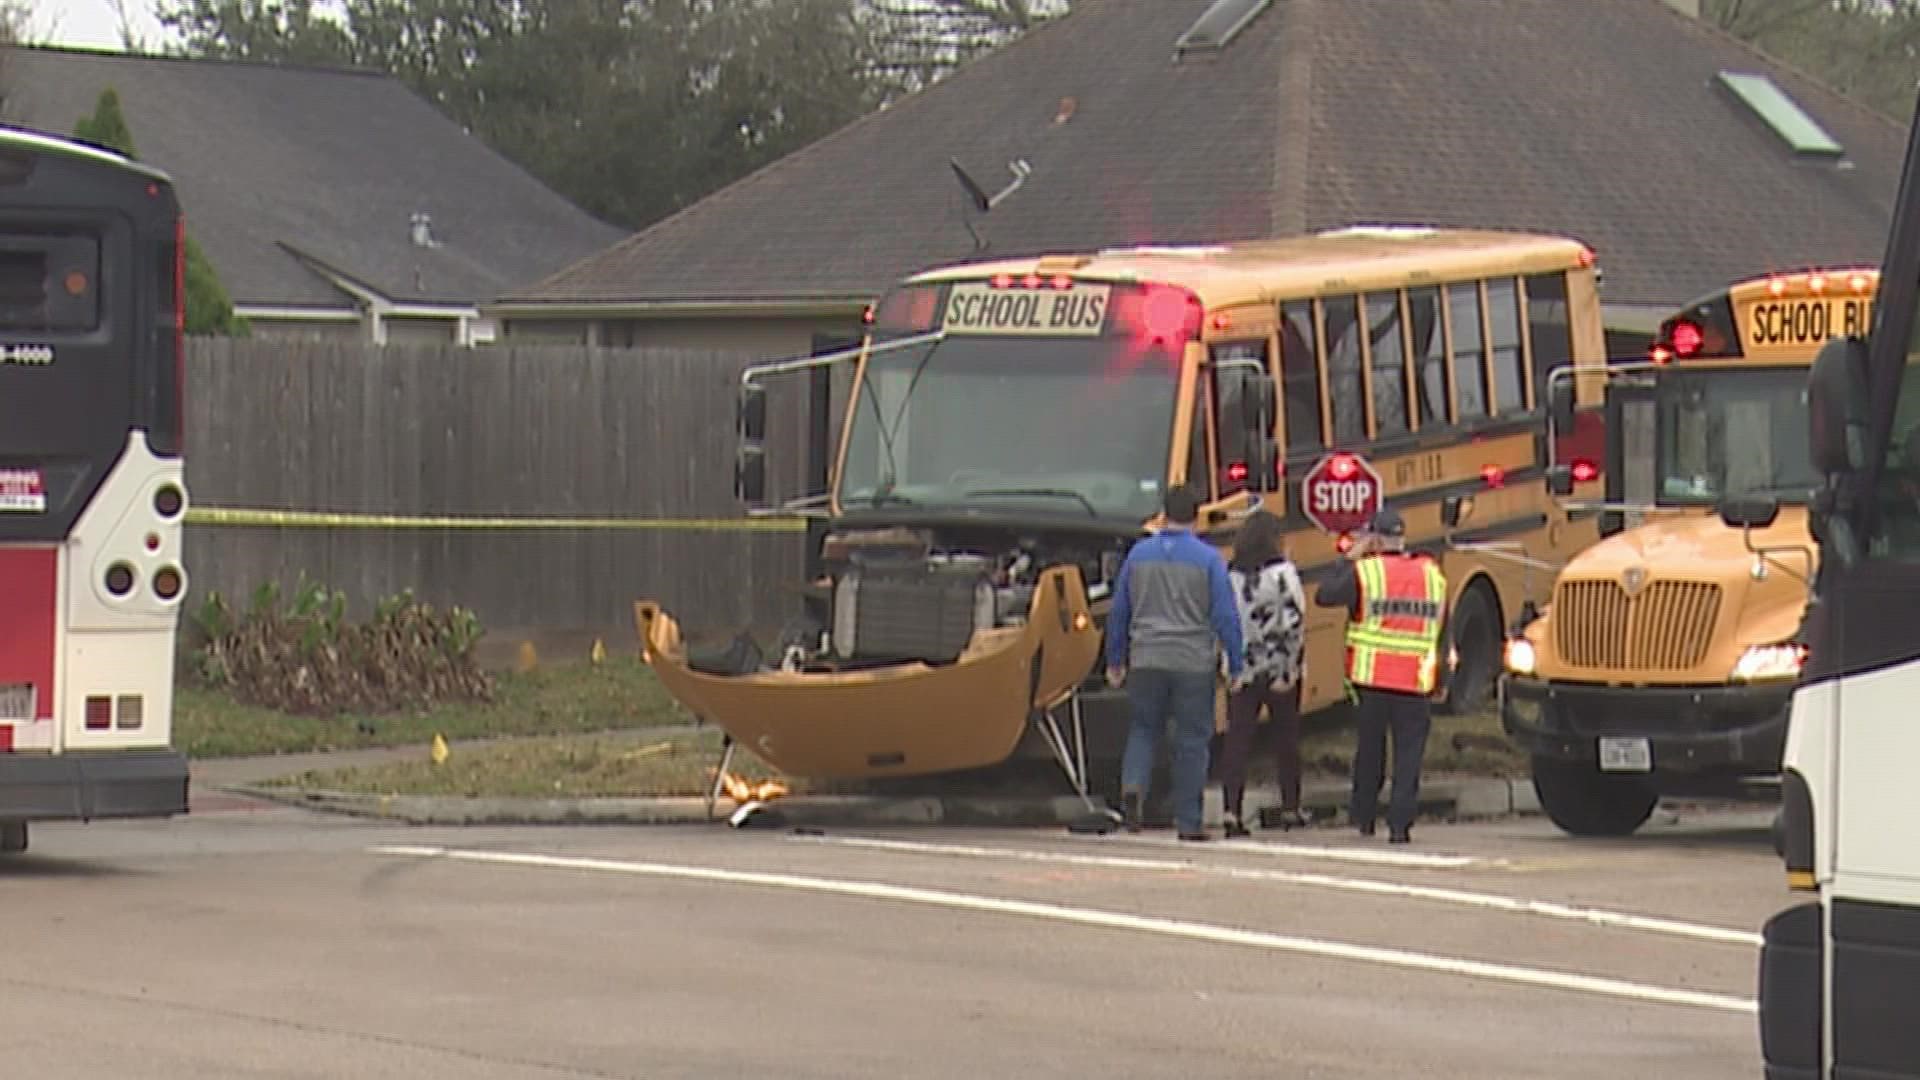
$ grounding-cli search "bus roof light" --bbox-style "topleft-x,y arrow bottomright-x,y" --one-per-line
1809,273 -> 1827,293
1851,272 -> 1872,292
1140,288 -> 1194,342
1023,273 -> 1042,289
1051,274 -> 1072,289
1671,320 -> 1704,357
1769,277 -> 1787,297
990,273 -> 1013,288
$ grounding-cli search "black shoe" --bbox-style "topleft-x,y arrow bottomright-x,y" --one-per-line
1178,829 -> 1211,843
1278,808 -> 1312,831
1120,792 -> 1144,834
1223,813 -> 1251,840
1356,820 -> 1376,837
1388,829 -> 1412,844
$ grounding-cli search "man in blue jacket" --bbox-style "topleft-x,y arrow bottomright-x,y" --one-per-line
1105,485 -> 1246,841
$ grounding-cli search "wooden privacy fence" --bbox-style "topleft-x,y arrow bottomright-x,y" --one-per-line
180,338 -> 823,638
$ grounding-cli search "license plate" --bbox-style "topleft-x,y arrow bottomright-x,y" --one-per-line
0,683 -> 32,721
1598,736 -> 1652,773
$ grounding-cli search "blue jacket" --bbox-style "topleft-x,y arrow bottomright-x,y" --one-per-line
1106,525 -> 1246,678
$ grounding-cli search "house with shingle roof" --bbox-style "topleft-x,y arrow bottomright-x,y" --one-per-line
2,44 -> 625,345
488,0 -> 1907,359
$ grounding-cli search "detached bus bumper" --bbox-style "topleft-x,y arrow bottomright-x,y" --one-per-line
1501,676 -> 1791,777
0,748 -> 190,821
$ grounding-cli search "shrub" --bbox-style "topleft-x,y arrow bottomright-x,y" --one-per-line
190,575 -> 493,716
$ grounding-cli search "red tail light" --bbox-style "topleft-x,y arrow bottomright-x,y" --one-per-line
1225,461 -> 1249,483
1571,459 -> 1599,483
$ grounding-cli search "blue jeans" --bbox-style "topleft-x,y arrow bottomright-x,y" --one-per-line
1120,667 -> 1216,834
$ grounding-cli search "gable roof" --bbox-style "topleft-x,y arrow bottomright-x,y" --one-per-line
1,45 -> 627,308
499,0 -> 1905,313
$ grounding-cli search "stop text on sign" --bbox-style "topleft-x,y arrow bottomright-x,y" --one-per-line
1300,451 -> 1383,535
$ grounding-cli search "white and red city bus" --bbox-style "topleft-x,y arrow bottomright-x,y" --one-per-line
0,127 -> 191,854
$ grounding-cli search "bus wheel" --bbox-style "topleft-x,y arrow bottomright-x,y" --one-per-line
1439,583 -> 1499,716
0,822 -> 26,854
1531,758 -> 1658,837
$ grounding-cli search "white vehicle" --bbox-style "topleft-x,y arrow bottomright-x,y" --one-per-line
1748,92 -> 1920,1079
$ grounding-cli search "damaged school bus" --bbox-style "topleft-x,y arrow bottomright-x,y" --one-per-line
636,226 -> 1611,803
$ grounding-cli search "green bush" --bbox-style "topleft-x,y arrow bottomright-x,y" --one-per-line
190,575 -> 493,716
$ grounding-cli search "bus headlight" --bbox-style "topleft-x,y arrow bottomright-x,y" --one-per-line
1732,642 -> 1808,681
1503,638 -> 1536,676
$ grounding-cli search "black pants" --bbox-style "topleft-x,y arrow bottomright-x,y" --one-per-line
1350,686 -> 1432,834
1220,678 -> 1302,818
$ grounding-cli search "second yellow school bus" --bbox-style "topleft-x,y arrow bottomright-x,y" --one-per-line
1505,267 -> 1876,837
636,224 -> 1613,807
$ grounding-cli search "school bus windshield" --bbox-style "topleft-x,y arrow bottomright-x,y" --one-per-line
837,334 -> 1181,520
1656,367 -> 1816,504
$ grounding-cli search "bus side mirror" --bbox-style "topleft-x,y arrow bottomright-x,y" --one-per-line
1808,336 -> 1870,475
1547,378 -> 1576,438
738,383 -> 768,443
1546,464 -> 1574,498
1719,493 -> 1780,531
735,445 -> 767,507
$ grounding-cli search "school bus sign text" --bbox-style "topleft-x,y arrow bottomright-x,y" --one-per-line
942,281 -> 1111,336
1738,295 -> 1874,353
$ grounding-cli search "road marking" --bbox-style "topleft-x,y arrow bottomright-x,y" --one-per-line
1099,833 -> 1488,869
369,843 -> 1757,1016
805,835 -> 1764,948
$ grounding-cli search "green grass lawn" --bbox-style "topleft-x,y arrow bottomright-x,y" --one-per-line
176,655 -> 692,758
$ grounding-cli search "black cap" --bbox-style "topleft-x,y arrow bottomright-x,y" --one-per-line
1368,507 -> 1405,537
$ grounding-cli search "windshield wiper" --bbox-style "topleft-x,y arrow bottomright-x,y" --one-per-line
963,487 -> 1099,518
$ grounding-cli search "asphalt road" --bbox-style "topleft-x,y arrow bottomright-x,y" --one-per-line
0,796 -> 1784,1079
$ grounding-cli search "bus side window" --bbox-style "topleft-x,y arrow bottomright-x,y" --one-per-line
1323,295 -> 1367,444
1488,278 -> 1526,413
1279,301 -> 1323,451
1448,283 -> 1488,420
1524,272 -> 1573,409
1364,291 -> 1408,436
1210,341 -> 1271,494
1407,286 -> 1451,426
1189,372 -> 1213,499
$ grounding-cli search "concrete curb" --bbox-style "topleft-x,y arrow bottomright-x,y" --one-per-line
226,776 -> 1542,830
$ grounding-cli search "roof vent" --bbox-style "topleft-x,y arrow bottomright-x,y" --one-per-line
1174,0 -> 1273,57
410,211 -> 442,249
1716,71 -> 1844,159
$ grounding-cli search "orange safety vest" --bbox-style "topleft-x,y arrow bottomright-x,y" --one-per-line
1344,553 -> 1449,695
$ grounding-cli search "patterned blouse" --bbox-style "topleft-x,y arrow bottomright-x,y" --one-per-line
1227,557 -> 1307,690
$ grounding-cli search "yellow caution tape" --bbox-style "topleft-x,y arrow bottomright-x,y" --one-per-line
184,506 -> 808,532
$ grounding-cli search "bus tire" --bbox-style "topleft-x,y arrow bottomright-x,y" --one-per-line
1531,757 -> 1658,837
0,822 -> 26,854
1439,581 -> 1499,716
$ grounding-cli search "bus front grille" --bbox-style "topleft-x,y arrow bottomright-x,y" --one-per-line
1552,579 -> 1722,672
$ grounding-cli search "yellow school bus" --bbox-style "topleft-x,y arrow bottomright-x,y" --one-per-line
1506,267 -> 1876,836
636,225 -> 1611,807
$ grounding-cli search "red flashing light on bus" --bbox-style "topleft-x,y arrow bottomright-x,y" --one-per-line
1481,464 -> 1507,489
1571,459 -> 1599,483
1051,274 -> 1072,290
1334,533 -> 1355,554
1225,461 -> 1249,484
1327,452 -> 1359,481
1650,344 -> 1674,365
1670,320 -> 1704,357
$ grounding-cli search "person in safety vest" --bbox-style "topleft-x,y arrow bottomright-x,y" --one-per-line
1312,507 -> 1449,844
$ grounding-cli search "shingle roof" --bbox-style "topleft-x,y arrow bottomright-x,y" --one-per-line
1,45 -> 627,307
501,0 -> 1905,311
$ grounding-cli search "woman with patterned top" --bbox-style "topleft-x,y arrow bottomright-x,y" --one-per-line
1219,509 -> 1309,838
